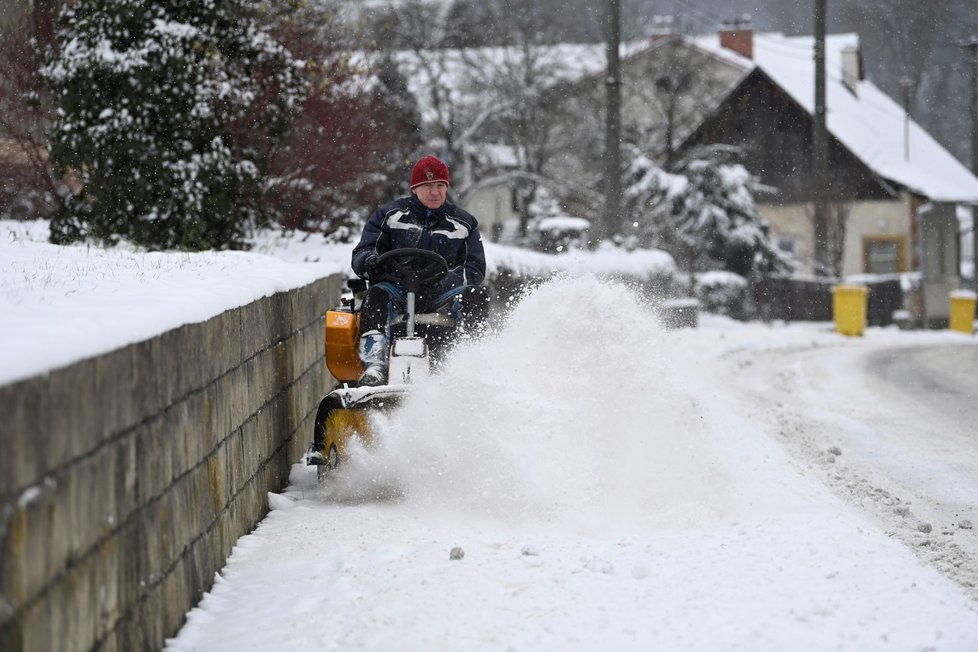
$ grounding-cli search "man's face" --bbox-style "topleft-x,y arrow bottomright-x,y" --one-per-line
413,181 -> 448,210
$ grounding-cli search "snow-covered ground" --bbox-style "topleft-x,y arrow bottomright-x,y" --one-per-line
3,220 -> 978,651
162,281 -> 978,652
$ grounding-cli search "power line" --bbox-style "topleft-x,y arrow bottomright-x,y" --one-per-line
665,0 -> 731,34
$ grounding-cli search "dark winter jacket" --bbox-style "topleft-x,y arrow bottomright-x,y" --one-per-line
351,195 -> 486,292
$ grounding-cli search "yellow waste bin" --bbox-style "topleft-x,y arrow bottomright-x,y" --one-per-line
832,284 -> 868,336
949,290 -> 977,335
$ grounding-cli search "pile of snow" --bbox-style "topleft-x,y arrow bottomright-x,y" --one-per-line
321,276 -> 731,531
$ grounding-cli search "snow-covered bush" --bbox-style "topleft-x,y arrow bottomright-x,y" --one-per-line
668,149 -> 789,277
694,270 -> 748,317
623,146 -> 790,278
41,0 -> 307,250
621,149 -> 685,251
530,216 -> 590,253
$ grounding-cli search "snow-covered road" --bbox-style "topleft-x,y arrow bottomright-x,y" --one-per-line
730,340 -> 978,601
166,277 -> 978,652
866,345 -> 978,427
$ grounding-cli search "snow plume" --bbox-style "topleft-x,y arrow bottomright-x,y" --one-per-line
320,276 -> 733,532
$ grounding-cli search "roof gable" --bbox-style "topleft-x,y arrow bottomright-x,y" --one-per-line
691,32 -> 978,202
683,66 -> 895,203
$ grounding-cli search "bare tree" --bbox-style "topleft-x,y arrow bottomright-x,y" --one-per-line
257,1 -> 421,236
366,1 -> 585,238
373,0 -> 470,169
624,34 -> 729,168
837,0 -> 954,125
0,4 -> 61,218
455,4 -> 583,236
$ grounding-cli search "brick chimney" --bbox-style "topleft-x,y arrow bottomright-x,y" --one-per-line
650,15 -> 676,45
719,16 -> 753,59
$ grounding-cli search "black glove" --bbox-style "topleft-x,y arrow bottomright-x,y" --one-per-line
362,254 -> 379,279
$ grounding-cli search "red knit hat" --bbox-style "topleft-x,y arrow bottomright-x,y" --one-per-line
409,155 -> 450,189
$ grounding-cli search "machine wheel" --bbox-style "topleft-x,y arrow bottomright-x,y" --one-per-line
311,391 -> 370,481
312,395 -> 334,456
317,444 -> 339,481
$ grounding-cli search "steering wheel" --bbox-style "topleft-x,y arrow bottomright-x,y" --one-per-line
374,247 -> 449,293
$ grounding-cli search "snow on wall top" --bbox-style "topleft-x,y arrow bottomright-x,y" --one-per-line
692,32 -> 978,203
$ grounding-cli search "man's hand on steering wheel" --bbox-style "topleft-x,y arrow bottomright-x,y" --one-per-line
362,253 -> 380,279
371,248 -> 449,294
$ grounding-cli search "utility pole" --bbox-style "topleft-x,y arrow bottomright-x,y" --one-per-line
603,0 -> 622,241
812,0 -> 829,276
958,36 -> 978,290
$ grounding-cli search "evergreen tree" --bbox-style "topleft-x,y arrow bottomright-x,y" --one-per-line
624,147 -> 789,276
41,0 -> 307,250
668,149 -> 788,276
622,148 -> 686,251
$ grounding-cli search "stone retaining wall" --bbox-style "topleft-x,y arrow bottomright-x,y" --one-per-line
0,274 -> 339,651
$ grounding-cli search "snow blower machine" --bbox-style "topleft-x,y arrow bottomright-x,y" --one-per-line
307,248 -> 457,477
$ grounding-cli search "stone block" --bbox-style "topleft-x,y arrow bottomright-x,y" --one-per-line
0,377 -> 48,498
45,358 -> 101,469
133,419 -> 172,505
92,344 -> 145,442
0,481 -> 57,617
225,426 -> 245,499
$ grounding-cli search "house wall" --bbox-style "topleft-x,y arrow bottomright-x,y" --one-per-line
758,203 -> 816,274
618,40 -> 744,162
0,275 -> 338,652
462,184 -> 518,243
761,195 -> 911,277
844,196 -> 913,274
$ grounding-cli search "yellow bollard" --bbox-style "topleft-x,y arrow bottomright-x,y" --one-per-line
832,284 -> 868,336
948,290 -> 977,335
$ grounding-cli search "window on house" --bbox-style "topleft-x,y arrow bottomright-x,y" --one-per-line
863,237 -> 904,274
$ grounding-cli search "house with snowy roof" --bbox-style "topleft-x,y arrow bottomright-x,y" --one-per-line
608,26 -> 978,321
678,28 -> 978,318
516,25 -> 978,322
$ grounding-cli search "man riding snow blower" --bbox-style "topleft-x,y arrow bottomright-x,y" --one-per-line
308,155 -> 490,475
351,154 -> 489,385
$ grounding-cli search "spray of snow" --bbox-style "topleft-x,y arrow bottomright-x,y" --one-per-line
319,275 -> 734,531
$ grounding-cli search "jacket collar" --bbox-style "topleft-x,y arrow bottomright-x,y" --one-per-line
408,195 -> 451,219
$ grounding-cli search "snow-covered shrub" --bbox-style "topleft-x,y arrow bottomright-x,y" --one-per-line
668,149 -> 790,277
530,216 -> 590,253
623,146 -> 790,279
41,0 -> 307,250
694,270 -> 748,317
621,149 -> 685,251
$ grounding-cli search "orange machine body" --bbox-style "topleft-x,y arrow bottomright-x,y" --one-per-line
324,310 -> 362,382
